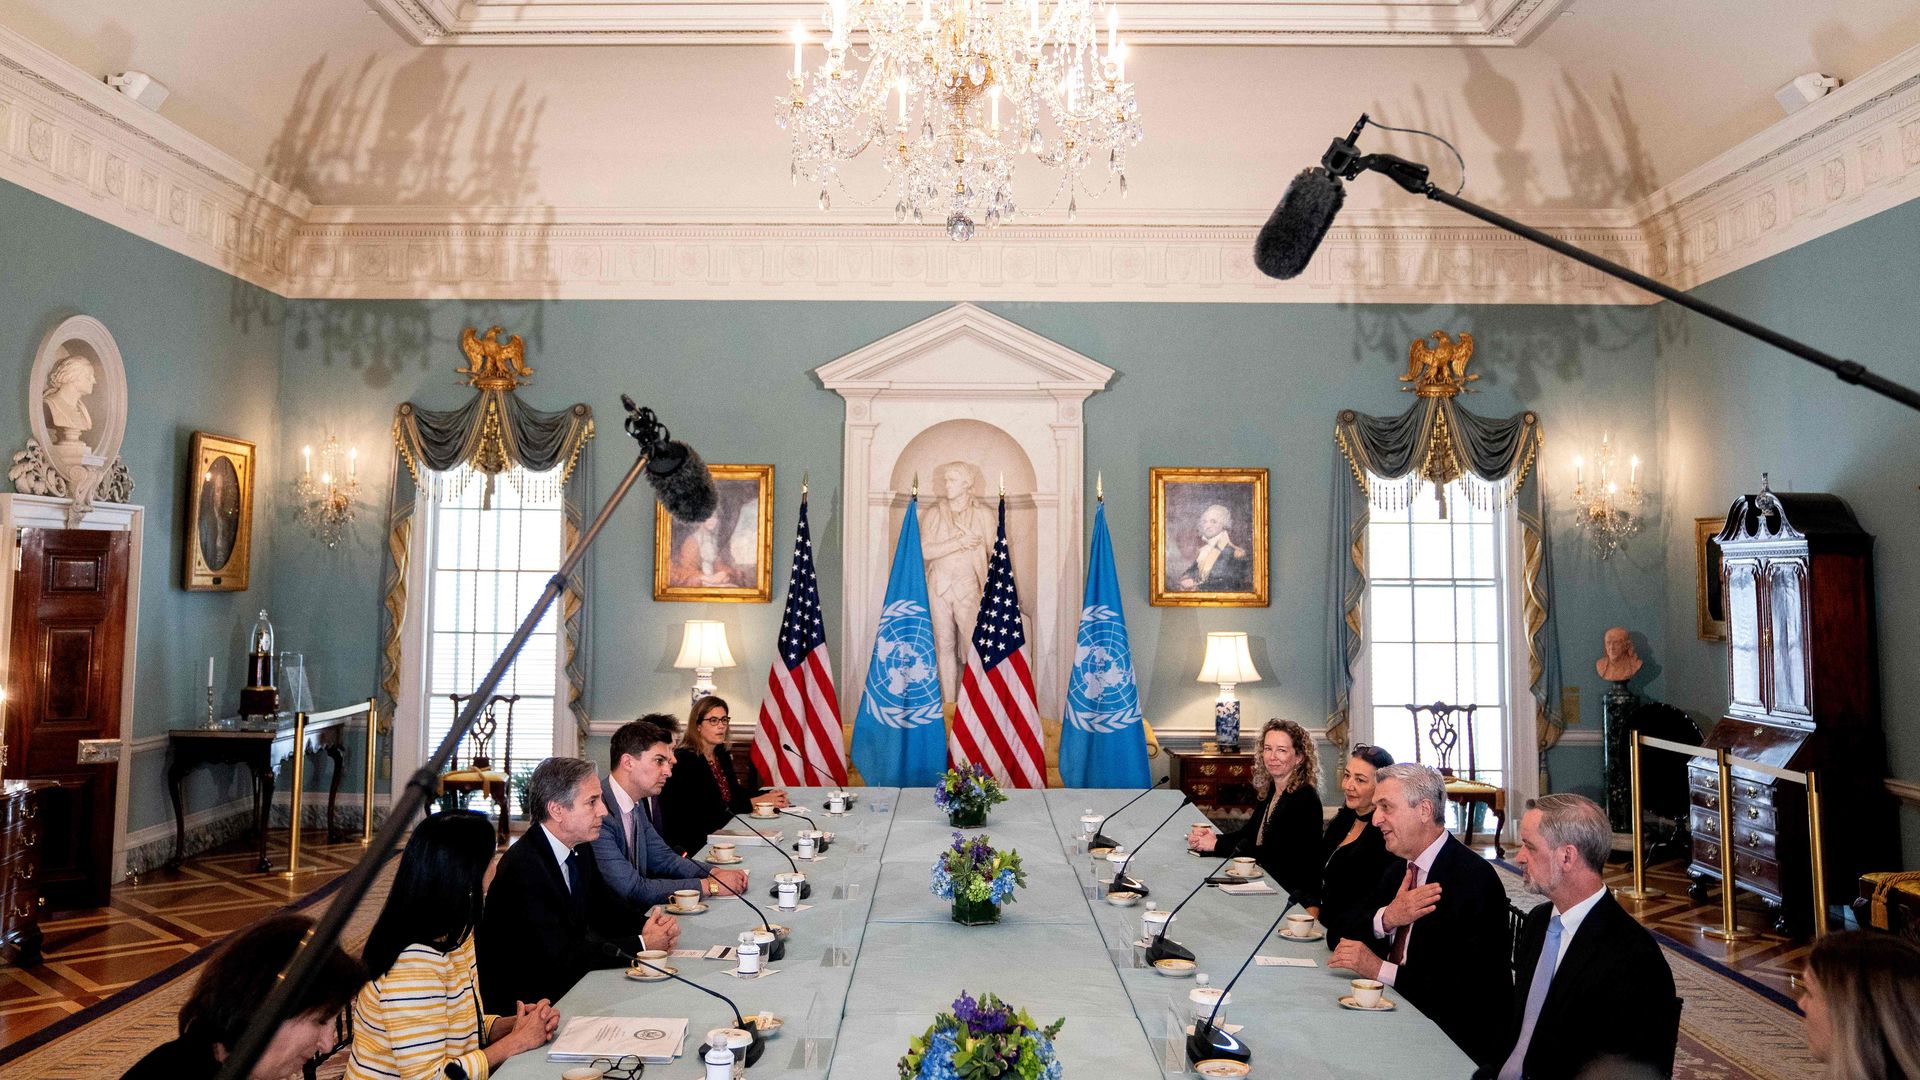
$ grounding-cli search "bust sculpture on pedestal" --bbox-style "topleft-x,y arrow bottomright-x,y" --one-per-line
1596,626 -> 1643,683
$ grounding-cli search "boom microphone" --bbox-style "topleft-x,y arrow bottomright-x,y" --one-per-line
1251,166 -> 1346,281
702,868 -> 786,962
781,741 -> 847,788
728,812 -> 813,900
1087,776 -> 1169,851
1144,851 -> 1239,965
593,937 -> 767,1067
1186,898 -> 1301,1067
621,395 -> 716,523
1108,795 -> 1192,898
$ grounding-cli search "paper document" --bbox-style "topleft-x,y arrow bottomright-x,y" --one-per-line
709,828 -> 784,845
1217,880 -> 1276,895
547,1015 -> 688,1063
1254,955 -> 1317,967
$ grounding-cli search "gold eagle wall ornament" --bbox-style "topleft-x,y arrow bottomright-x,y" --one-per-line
457,326 -> 534,391
1400,330 -> 1479,397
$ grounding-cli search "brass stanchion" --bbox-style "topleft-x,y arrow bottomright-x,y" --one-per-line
1807,769 -> 1829,938
1616,731 -> 1664,901
361,697 -> 378,846
279,711 -> 309,879
1702,748 -> 1752,942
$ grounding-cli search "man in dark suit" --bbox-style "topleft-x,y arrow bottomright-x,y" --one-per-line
593,718 -> 749,912
477,756 -> 680,1012
1481,794 -> 1677,1079
1331,764 -> 1512,1068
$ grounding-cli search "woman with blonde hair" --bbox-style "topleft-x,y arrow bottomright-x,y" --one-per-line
1187,718 -> 1324,905
1798,929 -> 1920,1079
657,694 -> 789,855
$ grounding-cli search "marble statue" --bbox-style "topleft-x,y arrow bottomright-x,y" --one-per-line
1595,626 -> 1643,682
918,460 -> 995,700
42,352 -> 96,444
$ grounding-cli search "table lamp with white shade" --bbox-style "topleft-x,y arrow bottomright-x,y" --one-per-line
674,619 -> 736,705
1196,631 -> 1261,753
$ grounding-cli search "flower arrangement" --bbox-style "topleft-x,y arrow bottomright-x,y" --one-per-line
934,762 -> 1007,827
930,832 -> 1026,924
899,991 -> 1065,1080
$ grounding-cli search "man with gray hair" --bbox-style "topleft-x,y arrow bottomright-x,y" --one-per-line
1330,763 -> 1510,1068
479,756 -> 680,1010
1483,793 -> 1677,1079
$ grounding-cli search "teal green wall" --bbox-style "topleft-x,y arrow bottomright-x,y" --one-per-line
272,297 -> 1663,807
0,180 -> 284,835
1654,196 -> 1920,866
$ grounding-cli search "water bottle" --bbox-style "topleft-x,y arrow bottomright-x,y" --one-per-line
703,1044 -> 735,1080
736,931 -> 760,975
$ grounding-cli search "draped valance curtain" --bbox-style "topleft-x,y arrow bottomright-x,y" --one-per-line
1325,394 -> 1566,756
378,388 -> 597,737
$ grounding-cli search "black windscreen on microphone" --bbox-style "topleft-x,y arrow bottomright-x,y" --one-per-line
1252,166 -> 1346,281
646,440 -> 717,523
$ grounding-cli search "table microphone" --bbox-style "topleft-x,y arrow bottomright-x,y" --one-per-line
780,741 -> 846,789
777,808 -> 829,853
1088,777 -> 1169,851
593,937 -> 766,1067
1185,898 -> 1300,1067
729,812 -> 812,900
1144,851 -> 1238,965
703,868 -> 786,962
1108,795 -> 1192,898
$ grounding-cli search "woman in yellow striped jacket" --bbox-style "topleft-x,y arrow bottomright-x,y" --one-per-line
348,811 -> 558,1080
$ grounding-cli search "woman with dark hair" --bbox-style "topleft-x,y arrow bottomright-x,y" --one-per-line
1798,929 -> 1920,1079
657,694 -> 788,856
1316,744 -> 1397,948
346,811 -> 557,1080
1186,718 -> 1325,906
121,913 -> 364,1079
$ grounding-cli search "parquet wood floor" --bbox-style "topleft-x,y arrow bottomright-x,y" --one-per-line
0,831 -> 371,1051
1602,857 -> 1811,1003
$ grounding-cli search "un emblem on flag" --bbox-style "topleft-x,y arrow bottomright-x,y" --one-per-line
1066,605 -> 1142,734
867,600 -> 943,729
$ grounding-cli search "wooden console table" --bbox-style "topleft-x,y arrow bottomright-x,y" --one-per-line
1166,746 -> 1259,826
0,780 -> 54,967
167,715 -> 348,872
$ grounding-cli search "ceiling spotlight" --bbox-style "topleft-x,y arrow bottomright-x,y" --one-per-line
1775,72 -> 1839,116
105,71 -> 170,112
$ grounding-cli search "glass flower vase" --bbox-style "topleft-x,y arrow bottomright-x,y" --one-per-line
948,803 -> 989,829
951,895 -> 1001,925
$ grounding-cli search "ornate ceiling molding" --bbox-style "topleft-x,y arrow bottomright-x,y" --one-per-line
369,0 -> 1570,46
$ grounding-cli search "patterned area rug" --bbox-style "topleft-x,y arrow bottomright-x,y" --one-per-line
1492,864 -> 1817,1080
0,852 -> 397,1078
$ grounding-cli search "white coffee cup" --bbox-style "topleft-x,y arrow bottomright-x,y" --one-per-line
1141,907 -> 1173,941
562,1068 -> 607,1080
1189,985 -> 1230,1025
672,888 -> 701,911
751,803 -> 779,818
1079,812 -> 1104,839
1284,913 -> 1316,938
1351,978 -> 1384,1008
710,842 -> 737,861
1228,856 -> 1257,877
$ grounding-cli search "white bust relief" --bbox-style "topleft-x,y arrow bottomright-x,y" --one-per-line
42,353 -> 96,443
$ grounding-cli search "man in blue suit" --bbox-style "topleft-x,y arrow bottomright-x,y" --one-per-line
592,718 -> 749,912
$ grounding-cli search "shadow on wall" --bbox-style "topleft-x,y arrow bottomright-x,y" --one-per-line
228,50 -> 554,388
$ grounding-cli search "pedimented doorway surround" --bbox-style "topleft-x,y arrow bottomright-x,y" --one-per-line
817,304 -> 1114,717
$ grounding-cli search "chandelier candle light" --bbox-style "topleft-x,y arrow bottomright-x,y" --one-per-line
778,0 -> 1143,240
294,436 -> 359,548
1571,433 -> 1643,558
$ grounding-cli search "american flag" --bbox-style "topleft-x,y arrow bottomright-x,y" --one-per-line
950,495 -> 1047,787
753,494 -> 849,787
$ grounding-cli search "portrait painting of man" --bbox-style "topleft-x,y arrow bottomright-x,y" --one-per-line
184,432 -> 255,591
1149,467 -> 1269,607
654,464 -> 773,602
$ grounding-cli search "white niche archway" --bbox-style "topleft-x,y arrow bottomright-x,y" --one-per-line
817,304 -> 1114,718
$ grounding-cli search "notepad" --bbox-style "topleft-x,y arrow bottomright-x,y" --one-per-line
547,1015 -> 687,1064
709,828 -> 784,845
1217,880 -> 1276,895
1255,955 -> 1317,967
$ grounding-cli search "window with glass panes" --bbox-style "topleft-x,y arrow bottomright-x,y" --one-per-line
423,465 -> 565,815
1364,476 -> 1510,801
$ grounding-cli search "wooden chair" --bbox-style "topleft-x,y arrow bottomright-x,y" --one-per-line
1506,902 -> 1532,974
437,693 -> 518,847
1403,701 -> 1507,855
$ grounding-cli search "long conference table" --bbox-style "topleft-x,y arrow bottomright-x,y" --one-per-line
500,788 -> 1474,1077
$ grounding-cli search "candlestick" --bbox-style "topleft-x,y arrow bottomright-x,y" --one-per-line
349,446 -> 358,478
302,445 -> 312,479
1629,455 -> 1640,486
792,24 -> 805,79
1573,454 -> 1584,485
1107,7 -> 1117,53
1030,0 -> 1039,36
207,655 -> 214,689
207,683 -> 217,729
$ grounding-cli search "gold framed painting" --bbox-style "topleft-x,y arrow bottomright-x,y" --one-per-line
1694,516 -> 1728,641
184,432 -> 255,591
1149,466 -> 1269,607
653,464 -> 775,602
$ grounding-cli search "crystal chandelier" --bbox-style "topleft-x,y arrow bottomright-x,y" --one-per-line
776,0 -> 1142,240
1571,434 -> 1642,558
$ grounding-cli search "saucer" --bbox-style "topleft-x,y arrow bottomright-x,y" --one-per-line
668,902 -> 710,915
1193,1061 -> 1252,1078
1152,957 -> 1197,977
625,964 -> 677,981
1225,867 -> 1264,880
707,854 -> 744,864
745,1013 -> 783,1036
1106,890 -> 1142,906
1277,928 -> 1325,942
1338,995 -> 1396,1012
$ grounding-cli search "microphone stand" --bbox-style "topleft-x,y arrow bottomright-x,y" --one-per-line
1088,777 -> 1169,852
778,808 -> 829,853
596,939 -> 768,1067
1144,852 -> 1238,965
216,399 -> 683,1080
730,812 -> 813,900
1325,114 -> 1920,415
1108,796 -> 1192,898
1186,899 -> 1300,1067
704,869 -> 786,962
781,741 -> 846,789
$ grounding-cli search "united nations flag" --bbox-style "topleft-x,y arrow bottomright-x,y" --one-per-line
1060,501 -> 1150,787
850,496 -> 947,787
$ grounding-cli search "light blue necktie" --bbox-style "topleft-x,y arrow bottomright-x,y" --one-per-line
1497,913 -> 1563,1080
